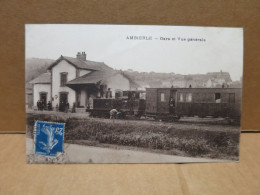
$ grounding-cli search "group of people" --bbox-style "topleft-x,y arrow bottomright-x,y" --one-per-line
36,99 -> 71,112
58,101 -> 70,112
36,100 -> 52,111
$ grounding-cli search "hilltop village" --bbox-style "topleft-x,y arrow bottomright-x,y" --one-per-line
123,69 -> 241,89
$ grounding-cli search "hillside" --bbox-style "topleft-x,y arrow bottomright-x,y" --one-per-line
25,58 -> 55,83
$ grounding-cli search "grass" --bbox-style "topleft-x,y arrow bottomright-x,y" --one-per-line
26,111 -> 240,160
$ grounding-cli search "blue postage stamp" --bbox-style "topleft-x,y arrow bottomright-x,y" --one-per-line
34,121 -> 65,157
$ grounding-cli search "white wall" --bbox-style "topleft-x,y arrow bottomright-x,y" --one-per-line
52,60 -> 76,107
80,89 -> 87,107
33,84 -> 51,106
79,69 -> 91,77
106,73 -> 130,97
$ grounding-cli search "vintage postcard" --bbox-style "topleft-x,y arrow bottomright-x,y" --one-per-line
25,24 -> 243,163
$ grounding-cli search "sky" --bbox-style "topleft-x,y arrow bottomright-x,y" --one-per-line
25,24 -> 243,81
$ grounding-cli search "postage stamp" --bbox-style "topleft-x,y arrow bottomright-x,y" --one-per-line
34,121 -> 65,157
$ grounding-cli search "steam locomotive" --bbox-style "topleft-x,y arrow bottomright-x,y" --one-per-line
89,90 -> 146,119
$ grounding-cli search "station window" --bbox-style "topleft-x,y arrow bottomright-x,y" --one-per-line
179,93 -> 184,102
229,93 -> 235,103
186,93 -> 192,102
60,72 -> 68,87
160,93 -> 165,102
215,93 -> 221,103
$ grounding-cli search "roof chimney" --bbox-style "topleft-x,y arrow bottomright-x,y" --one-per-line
76,51 -> 86,61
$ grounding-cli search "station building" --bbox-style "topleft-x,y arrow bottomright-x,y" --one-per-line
29,52 -> 137,111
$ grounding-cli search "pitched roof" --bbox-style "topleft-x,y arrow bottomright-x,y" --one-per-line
66,70 -> 139,88
66,70 -> 116,85
29,72 -> 51,84
47,56 -> 113,71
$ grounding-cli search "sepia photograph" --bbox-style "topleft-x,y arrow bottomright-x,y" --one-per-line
25,24 -> 243,163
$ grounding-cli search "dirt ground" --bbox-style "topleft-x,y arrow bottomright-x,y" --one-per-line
26,137 -> 226,163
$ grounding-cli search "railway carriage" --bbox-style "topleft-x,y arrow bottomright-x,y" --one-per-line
145,88 -> 242,122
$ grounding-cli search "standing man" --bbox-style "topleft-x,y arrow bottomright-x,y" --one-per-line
37,100 -> 40,111
56,104 -> 59,112
65,102 -> 70,113
59,101 -> 63,112
41,100 -> 46,110
47,101 -> 52,111
169,97 -> 175,115
39,100 -> 43,111
106,88 -> 112,98
72,102 -> 76,113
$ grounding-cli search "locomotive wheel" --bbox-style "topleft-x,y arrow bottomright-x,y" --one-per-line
173,117 -> 180,122
134,115 -> 141,120
170,116 -> 180,122
154,116 -> 161,122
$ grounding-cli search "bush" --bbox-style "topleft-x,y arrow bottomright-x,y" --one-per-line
26,113 -> 240,160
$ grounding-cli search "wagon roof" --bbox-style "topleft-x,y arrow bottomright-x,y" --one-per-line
146,87 -> 242,90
